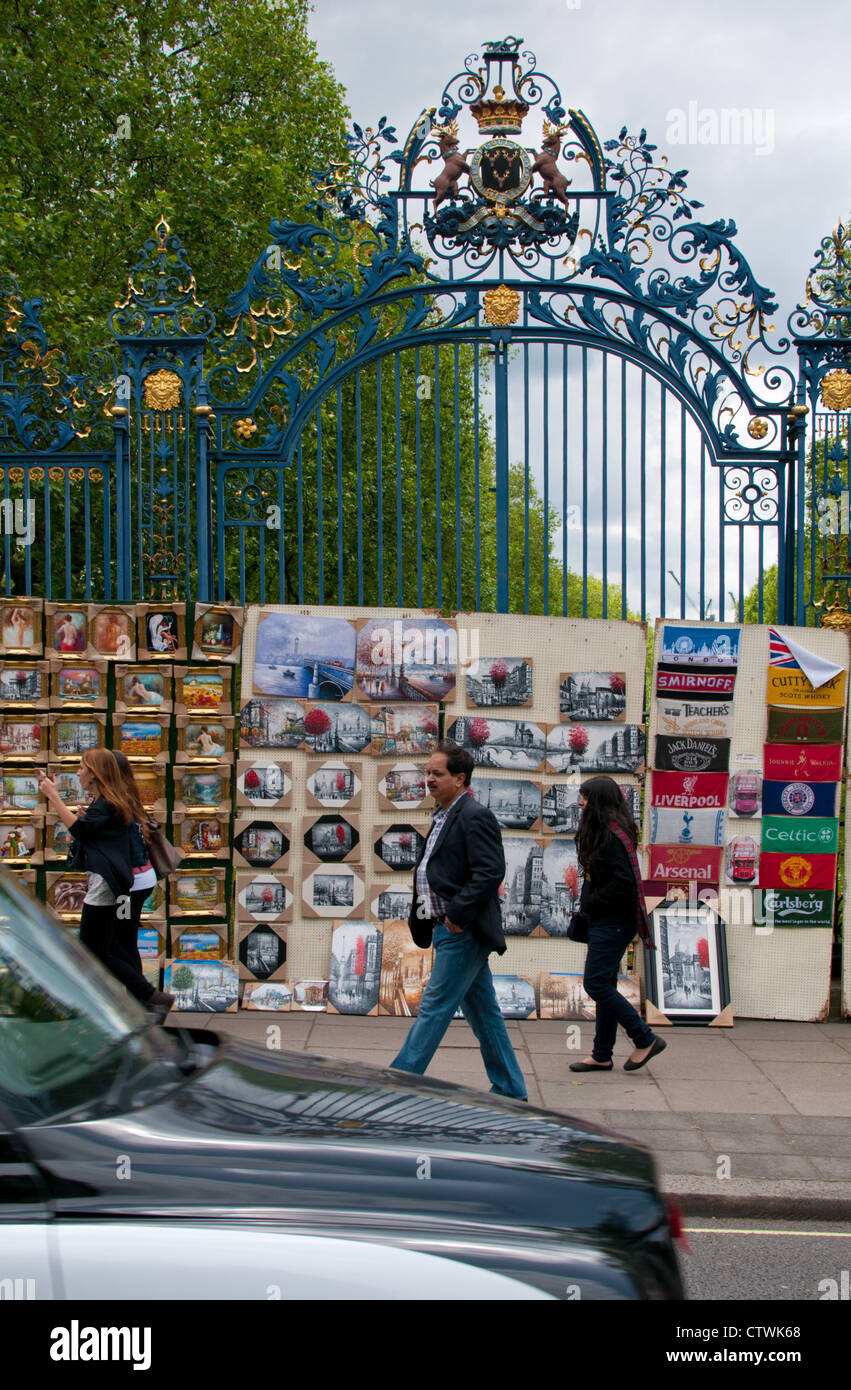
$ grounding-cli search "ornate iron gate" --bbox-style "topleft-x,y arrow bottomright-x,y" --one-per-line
1,36 -> 833,624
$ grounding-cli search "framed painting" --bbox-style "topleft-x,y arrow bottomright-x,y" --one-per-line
232,816 -> 290,870
49,659 -> 108,709
44,813 -> 73,861
559,671 -> 627,723
465,657 -> 533,708
239,697 -> 305,752
136,604 -> 187,661
290,979 -> 329,1012
646,898 -> 732,1026
327,920 -> 383,1015
0,599 -> 43,657
164,959 -> 239,1012
378,918 -> 433,1015
301,701 -> 371,755
115,664 -> 173,713
172,811 -> 230,861
369,704 -> 439,758
113,713 -> 171,763
175,714 -> 235,762
251,610 -> 356,701
372,822 -> 427,874
171,928 -> 225,961
0,820 -> 42,864
237,921 -> 288,983
169,868 -> 227,918
0,768 -> 43,813
45,871 -> 88,920
0,660 -> 49,708
89,605 -> 136,660
49,712 -> 106,761
445,715 -> 547,771
376,761 -> 428,814
304,759 -> 362,811
235,759 -> 293,810
173,764 -> 232,814
355,615 -> 456,703
139,880 -> 166,922
470,775 -> 541,832
45,764 -> 94,811
191,604 -> 242,664
44,603 -> 90,656
241,980 -> 294,1012
301,864 -> 365,920
0,714 -> 47,762
235,871 -> 294,925
303,812 -> 361,865
174,665 -> 232,715
132,767 -> 167,820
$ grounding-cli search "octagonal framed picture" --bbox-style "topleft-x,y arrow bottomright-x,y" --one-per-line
235,871 -> 294,924
232,817 -> 291,870
373,823 -> 427,874
302,812 -> 360,864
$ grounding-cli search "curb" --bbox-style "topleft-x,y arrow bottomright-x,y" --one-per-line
663,1177 -> 851,1223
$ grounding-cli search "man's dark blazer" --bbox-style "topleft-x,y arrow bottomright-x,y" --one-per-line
408,791 -> 507,955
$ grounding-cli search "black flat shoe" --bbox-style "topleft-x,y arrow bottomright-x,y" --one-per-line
623,1036 -> 667,1071
569,1060 -> 613,1072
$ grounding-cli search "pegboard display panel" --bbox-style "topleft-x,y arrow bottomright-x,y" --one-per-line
647,620 -> 849,1021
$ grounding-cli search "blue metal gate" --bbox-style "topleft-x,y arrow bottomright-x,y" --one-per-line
3,36 -> 842,625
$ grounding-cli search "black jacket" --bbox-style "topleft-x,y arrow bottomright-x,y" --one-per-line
408,792 -> 507,955
68,796 -> 133,899
579,832 -> 637,927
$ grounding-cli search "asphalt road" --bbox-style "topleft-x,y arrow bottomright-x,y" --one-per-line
681,1217 -> 851,1300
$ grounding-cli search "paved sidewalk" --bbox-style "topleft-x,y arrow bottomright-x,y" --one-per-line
173,1011 -> 851,1218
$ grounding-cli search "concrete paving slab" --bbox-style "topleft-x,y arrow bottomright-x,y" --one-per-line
810,1157 -> 851,1179
695,1128 -> 801,1156
649,1150 -> 719,1176
540,1082 -> 671,1112
601,1109 -> 699,1131
755,1060 -> 851,1085
727,1038 -> 850,1061
776,1114 -> 851,1136
719,1154 -> 820,1180
635,1052 -> 765,1080
768,1089 -> 851,1117
654,1080 -> 794,1114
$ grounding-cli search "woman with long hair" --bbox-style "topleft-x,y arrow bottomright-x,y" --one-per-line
570,775 -> 667,1073
39,749 -> 172,1013
110,750 -> 174,1016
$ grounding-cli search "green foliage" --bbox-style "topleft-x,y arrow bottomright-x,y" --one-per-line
0,0 -> 348,366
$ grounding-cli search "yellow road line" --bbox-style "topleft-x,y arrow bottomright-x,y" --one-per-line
685,1227 -> 851,1237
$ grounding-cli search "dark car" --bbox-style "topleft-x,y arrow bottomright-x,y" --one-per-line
0,872 -> 684,1300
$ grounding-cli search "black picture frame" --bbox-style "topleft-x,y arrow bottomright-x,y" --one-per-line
645,896 -> 732,1026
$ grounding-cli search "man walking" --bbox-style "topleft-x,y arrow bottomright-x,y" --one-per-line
389,741 -> 528,1100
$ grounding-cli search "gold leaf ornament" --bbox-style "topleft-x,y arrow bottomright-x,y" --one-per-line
820,369 -> 851,412
483,284 -> 521,327
143,369 -> 182,412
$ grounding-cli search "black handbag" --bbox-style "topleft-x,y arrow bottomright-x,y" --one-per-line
567,910 -> 590,944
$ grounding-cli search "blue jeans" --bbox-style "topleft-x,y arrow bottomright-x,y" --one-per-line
584,923 -> 654,1063
390,923 -> 528,1099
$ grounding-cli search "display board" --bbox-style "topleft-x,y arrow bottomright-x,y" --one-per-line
240,607 -> 650,1005
646,619 -> 849,1021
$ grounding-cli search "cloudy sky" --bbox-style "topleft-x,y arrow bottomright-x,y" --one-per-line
309,0 -> 851,318
306,1 -> 851,618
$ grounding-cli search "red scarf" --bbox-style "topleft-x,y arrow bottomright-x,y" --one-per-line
608,821 -> 655,950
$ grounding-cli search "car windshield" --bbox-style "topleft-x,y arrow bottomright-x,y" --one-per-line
0,870 -> 182,1125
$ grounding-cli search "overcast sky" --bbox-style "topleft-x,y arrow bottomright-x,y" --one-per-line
309,0 -> 851,326
306,1 -> 851,617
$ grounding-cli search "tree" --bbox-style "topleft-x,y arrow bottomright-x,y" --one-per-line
0,0 -> 348,367
567,726 -> 589,760
468,718 -> 490,747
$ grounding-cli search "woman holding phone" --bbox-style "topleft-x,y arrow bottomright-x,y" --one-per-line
40,749 -> 173,1015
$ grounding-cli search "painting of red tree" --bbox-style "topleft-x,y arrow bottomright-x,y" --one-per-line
490,660 -> 508,687
697,937 -> 710,969
568,725 -> 589,758
304,708 -> 331,738
609,674 -> 626,695
468,717 -> 490,747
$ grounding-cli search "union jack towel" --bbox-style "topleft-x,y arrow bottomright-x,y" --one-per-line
769,628 -> 844,690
